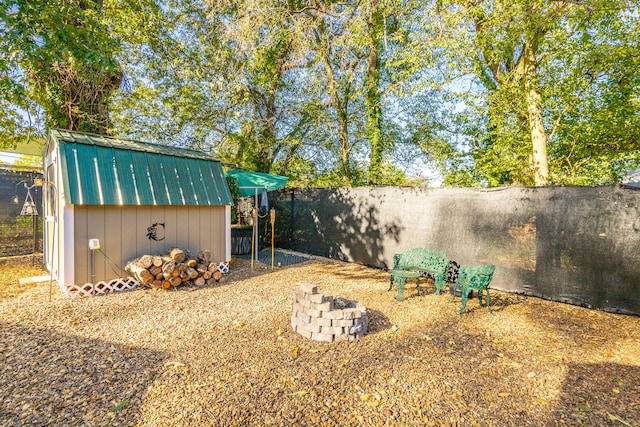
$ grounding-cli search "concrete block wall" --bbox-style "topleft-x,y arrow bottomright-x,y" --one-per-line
291,283 -> 368,342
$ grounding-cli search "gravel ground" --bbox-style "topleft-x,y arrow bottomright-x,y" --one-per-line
1,254 -> 639,427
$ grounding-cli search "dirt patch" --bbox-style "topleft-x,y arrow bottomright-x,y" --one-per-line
1,255 -> 639,426
0,254 -> 49,301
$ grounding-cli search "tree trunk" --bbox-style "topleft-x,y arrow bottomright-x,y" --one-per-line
366,0 -> 384,185
522,41 -> 549,186
325,58 -> 352,185
316,20 -> 354,186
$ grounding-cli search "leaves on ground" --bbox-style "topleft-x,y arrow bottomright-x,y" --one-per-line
1,255 -> 639,426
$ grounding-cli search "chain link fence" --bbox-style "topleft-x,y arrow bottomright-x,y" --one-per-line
0,168 -> 43,257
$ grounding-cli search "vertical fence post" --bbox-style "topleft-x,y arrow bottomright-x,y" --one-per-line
289,189 -> 295,247
32,212 -> 37,254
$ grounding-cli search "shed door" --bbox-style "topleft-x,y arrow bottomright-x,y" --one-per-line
44,155 -> 58,276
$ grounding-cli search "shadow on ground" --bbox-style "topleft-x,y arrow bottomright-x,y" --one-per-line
0,322 -> 167,426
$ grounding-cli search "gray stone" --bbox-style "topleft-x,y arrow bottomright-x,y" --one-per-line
299,283 -> 318,294
311,332 -> 334,342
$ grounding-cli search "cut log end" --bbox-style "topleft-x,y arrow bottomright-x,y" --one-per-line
127,248 -> 226,291
198,250 -> 213,262
169,248 -> 187,263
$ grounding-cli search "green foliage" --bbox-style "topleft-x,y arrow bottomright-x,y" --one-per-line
376,162 -> 416,186
314,166 -> 367,188
0,104 -> 40,150
12,154 -> 42,170
544,5 -> 640,184
110,0 -> 417,186
273,156 -> 317,188
0,0 -> 123,134
225,176 -> 241,221
399,0 -> 640,187
110,400 -> 128,413
2,0 -> 635,188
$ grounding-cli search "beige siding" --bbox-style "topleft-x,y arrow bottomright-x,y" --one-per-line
61,207 -> 75,285
73,206 -> 89,284
211,206 -> 226,261
121,207 -> 137,256
188,207 -> 200,254
136,206 -> 152,256
71,205 -> 228,285
175,207 -> 189,252
200,208 -> 213,257
163,206 -> 177,253
148,207 -> 166,255
104,206 -> 123,281
85,205 -> 106,281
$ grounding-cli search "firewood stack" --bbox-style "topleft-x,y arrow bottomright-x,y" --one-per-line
125,248 -> 224,290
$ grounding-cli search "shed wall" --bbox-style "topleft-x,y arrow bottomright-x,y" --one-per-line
70,205 -> 229,285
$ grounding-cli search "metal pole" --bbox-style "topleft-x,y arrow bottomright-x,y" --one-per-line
32,212 -> 37,261
270,208 -> 276,270
90,248 -> 95,295
251,208 -> 257,271
254,188 -> 259,262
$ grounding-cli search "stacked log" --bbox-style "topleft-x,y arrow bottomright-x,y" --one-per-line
125,248 -> 224,290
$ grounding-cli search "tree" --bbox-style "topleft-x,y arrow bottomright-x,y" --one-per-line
108,0 -> 423,187
450,0 -> 570,185
545,1 -> 640,184
301,0 -> 414,186
221,0 -> 311,174
0,0 -> 123,135
110,0 -> 315,177
298,1 -> 366,185
365,0 -> 384,185
404,0 -> 639,187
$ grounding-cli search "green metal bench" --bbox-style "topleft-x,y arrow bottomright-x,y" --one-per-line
388,248 -> 450,301
451,264 -> 496,314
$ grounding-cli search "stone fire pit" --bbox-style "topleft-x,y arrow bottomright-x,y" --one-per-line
291,283 -> 368,342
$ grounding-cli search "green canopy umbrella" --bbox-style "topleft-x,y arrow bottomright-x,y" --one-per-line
225,169 -> 288,197
225,169 -> 288,262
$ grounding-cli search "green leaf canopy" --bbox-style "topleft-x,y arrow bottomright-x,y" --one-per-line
225,169 -> 288,197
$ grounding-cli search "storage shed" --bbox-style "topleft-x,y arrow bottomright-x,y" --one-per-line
43,129 -> 233,297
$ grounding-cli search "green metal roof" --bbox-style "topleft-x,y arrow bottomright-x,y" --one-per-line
50,129 -> 233,206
